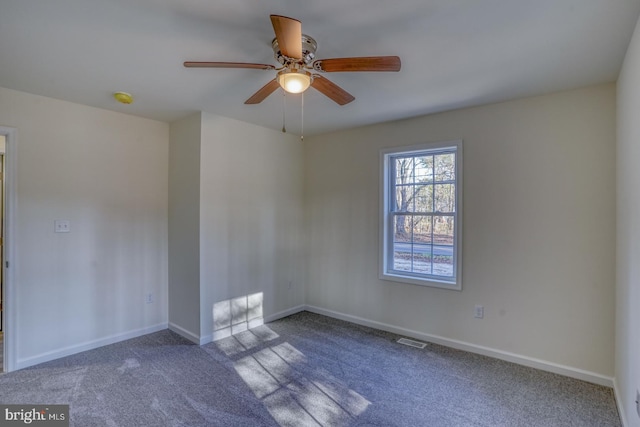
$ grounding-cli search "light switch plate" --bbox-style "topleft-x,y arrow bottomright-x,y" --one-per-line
474,305 -> 484,319
54,220 -> 70,233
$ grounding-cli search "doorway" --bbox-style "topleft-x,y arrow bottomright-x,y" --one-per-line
0,127 -> 15,373
0,135 -> 4,372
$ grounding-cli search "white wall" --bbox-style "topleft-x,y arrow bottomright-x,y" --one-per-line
0,87 -> 168,368
616,14 -> 640,427
305,84 -> 616,379
168,113 -> 202,340
200,113 -> 305,340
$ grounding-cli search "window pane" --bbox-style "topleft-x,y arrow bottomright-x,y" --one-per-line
434,184 -> 455,212
395,157 -> 414,184
434,153 -> 455,182
393,247 -> 412,272
433,216 -> 454,245
412,215 -> 432,244
412,243 -> 432,274
394,184 -> 413,212
393,215 -> 412,243
393,214 -> 412,271
414,156 -> 433,182
414,185 -> 433,213
433,245 -> 454,277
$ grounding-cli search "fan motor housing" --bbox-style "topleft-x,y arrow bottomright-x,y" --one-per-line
272,34 -> 317,66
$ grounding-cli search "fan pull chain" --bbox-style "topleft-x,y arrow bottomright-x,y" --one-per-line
281,89 -> 286,133
300,92 -> 304,141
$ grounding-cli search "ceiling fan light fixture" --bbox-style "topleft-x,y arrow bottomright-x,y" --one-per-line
277,69 -> 311,94
184,15 -> 399,105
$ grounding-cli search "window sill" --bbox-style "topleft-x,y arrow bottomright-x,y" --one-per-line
379,271 -> 461,291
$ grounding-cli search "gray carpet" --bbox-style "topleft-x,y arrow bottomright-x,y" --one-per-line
0,312 -> 621,426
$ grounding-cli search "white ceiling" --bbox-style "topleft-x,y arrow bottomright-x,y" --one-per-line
1,0 -> 639,136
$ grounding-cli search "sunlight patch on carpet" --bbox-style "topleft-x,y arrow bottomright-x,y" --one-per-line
233,342 -> 370,426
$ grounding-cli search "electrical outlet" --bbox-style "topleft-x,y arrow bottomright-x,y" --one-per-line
288,281 -> 293,290
146,293 -> 154,304
474,305 -> 484,319
54,220 -> 70,233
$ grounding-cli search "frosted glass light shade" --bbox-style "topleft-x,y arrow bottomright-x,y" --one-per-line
278,70 -> 311,94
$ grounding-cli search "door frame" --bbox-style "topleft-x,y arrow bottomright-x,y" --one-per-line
0,126 -> 17,373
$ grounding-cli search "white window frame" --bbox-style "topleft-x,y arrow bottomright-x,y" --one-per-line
379,140 -> 463,290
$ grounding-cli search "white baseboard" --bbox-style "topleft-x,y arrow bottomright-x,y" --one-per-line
11,302 -> 619,403
304,305 -> 615,388
208,304 -> 305,343
613,378 -> 629,427
264,305 -> 306,323
15,322 -> 168,371
209,320 -> 260,343
168,322 -> 207,345
180,305 -> 305,345
211,328 -> 232,342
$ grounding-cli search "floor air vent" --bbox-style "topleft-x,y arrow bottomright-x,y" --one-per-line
397,338 -> 427,349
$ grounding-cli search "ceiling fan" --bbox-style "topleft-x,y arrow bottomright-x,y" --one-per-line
184,15 -> 401,106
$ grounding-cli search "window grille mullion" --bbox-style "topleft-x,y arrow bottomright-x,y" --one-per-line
430,155 -> 435,275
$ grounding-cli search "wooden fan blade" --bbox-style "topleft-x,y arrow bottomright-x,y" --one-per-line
184,61 -> 276,70
313,56 -> 401,72
270,15 -> 302,60
245,79 -> 280,104
310,76 -> 355,105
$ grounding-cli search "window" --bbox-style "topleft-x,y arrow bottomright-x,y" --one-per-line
380,140 -> 462,290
